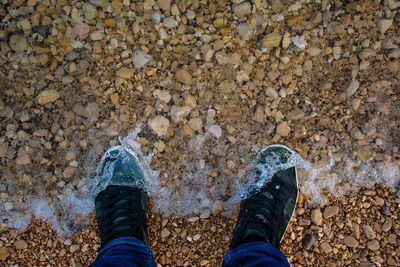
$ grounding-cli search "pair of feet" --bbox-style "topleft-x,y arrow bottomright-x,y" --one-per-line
94,145 -> 298,250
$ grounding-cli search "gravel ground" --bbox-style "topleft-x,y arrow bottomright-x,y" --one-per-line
0,0 -> 399,266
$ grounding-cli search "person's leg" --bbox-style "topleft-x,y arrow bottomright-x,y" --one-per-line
223,145 -> 298,267
89,146 -> 156,266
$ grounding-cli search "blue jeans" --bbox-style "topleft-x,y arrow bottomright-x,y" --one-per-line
90,237 -> 290,266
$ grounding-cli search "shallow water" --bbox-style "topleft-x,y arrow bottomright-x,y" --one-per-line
1,125 -> 399,235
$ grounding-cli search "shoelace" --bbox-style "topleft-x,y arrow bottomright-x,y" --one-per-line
244,180 -> 285,245
96,187 -> 147,248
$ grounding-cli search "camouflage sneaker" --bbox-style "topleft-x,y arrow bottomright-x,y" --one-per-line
94,146 -> 149,249
230,144 -> 298,249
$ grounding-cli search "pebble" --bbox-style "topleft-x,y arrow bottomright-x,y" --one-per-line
90,30 -> 104,41
132,50 -> 152,69
346,80 -> 359,98
237,23 -> 252,40
208,125 -> 222,139
158,0 -> 171,11
116,67 -> 133,79
148,116 -> 170,136
72,23 -> 90,39
311,209 -> 323,226
175,69 -> 192,84
36,89 -> 60,105
9,35 -> 28,52
377,19 -> 393,33
90,0 -> 108,7
320,242 -> 332,253
308,47 -> 321,57
323,205 -> 339,219
382,218 -> 392,232
82,3 -> 98,20
161,228 -> 170,239
276,122 -> 291,137
171,106 -> 192,122
291,35 -> 307,50
13,240 -> 28,250
266,87 -> 278,99
282,32 -> 291,49
303,234 -> 315,249
70,244 -> 79,253
262,32 -> 282,50
271,0 -> 283,12
0,247 -> 9,261
362,224 -> 376,239
153,89 -> 171,103
343,236 -> 359,248
367,239 -> 380,250
233,2 -> 252,19
163,17 -> 178,28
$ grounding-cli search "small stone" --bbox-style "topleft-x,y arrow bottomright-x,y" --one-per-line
188,118 -> 202,131
82,3 -> 98,20
90,30 -> 104,41
282,32 -> 291,49
212,201 -> 223,215
271,0 -> 283,12
262,32 -> 282,50
148,116 -> 170,136
90,0 -> 108,7
362,224 -> 376,240
276,121 -> 291,137
266,87 -> 278,99
154,140 -> 165,152
311,209 -> 323,226
382,218 -> 392,232
161,228 -> 170,239
0,247 -> 9,261
153,89 -> 171,103
333,46 -> 341,60
308,47 -> 321,56
213,39 -> 225,51
193,234 -> 201,241
63,166 -> 75,178
9,35 -> 28,52
232,2 -> 252,19
112,0 -> 123,12
158,0 -> 171,11
291,35 -> 307,50
377,19 -> 393,33
237,23 -> 252,40
208,124 -> 222,138
323,205 -> 339,219
163,17 -> 178,28
132,50 -> 152,69
116,67 -> 133,79
303,234 -> 315,249
175,69 -> 192,84
254,106 -> 264,123
346,80 -> 359,98
320,242 -> 332,253
73,23 -> 90,39
36,89 -> 60,105
70,245 -> 79,253
367,240 -> 380,250
343,236 -> 358,248
387,61 -> 399,73
171,106 -> 192,122
14,240 -> 28,250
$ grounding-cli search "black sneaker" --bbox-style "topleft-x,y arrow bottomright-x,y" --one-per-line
230,144 -> 298,250
94,146 -> 149,249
